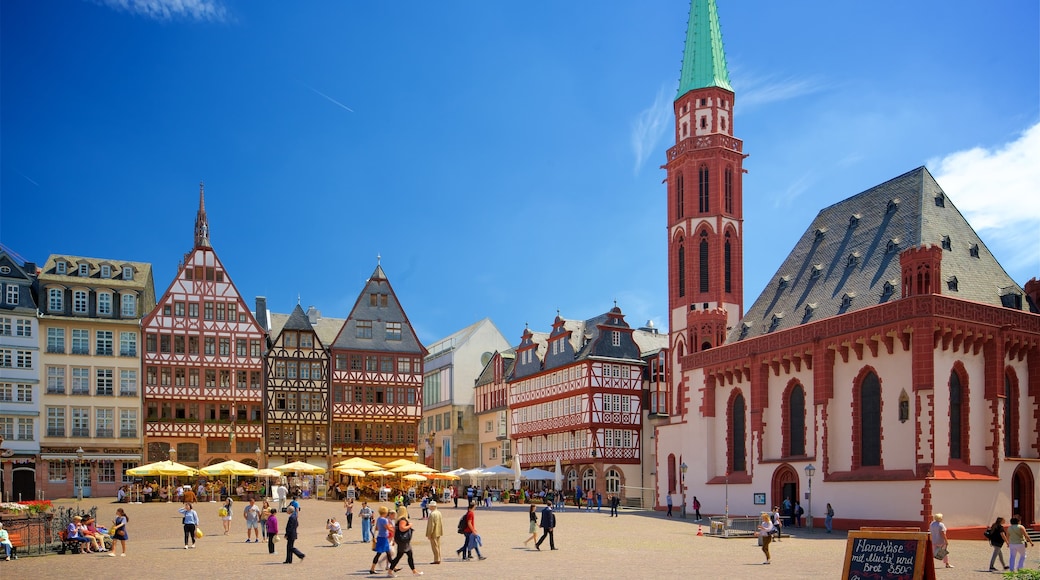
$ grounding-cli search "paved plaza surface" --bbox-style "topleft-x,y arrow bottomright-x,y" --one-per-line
6,497 -> 1030,579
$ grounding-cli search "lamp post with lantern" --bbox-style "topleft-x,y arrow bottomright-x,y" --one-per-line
804,463 -> 816,531
76,447 -> 84,502
168,446 -> 177,502
680,462 -> 688,519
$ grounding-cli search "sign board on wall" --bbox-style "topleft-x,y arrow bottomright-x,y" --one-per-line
842,529 -> 934,580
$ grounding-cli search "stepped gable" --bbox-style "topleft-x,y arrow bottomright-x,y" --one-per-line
330,263 -> 425,355
732,166 -> 1027,341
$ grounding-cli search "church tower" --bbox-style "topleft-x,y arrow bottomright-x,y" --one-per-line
667,0 -> 745,361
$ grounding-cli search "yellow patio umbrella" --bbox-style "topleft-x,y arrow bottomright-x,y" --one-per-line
335,467 -> 369,478
126,460 -> 198,477
199,460 -> 258,476
273,461 -> 326,475
426,472 -> 461,481
335,456 -> 382,468
390,462 -> 437,474
256,468 -> 282,477
402,474 -> 428,482
382,458 -> 416,469
368,470 -> 395,477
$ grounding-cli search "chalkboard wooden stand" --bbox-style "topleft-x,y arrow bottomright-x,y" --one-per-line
842,527 -> 935,580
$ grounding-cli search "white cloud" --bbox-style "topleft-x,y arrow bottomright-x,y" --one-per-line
631,84 -> 672,175
96,0 -> 229,22
736,74 -> 825,111
929,121 -> 1040,276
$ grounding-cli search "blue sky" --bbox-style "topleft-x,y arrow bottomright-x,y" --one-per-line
2,0 -> 1038,346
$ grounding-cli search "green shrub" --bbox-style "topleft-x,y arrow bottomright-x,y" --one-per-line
1004,569 -> 1040,580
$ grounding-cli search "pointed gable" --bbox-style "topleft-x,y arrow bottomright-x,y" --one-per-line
576,305 -> 642,361
331,263 -> 425,355
733,167 -> 1028,341
677,0 -> 732,97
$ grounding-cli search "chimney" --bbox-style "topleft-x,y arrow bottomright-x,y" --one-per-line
306,305 -> 321,324
254,296 -> 269,331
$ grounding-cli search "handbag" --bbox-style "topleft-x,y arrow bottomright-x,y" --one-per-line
273,534 -> 281,543
933,546 -> 948,560
195,528 -> 204,539
219,508 -> 229,517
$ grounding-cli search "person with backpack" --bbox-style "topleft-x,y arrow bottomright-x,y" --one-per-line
456,503 -> 485,561
986,517 -> 1009,571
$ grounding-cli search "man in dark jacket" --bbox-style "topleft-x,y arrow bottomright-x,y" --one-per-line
534,501 -> 557,551
283,506 -> 305,563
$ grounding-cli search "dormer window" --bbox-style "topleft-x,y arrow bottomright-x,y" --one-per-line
934,193 -> 945,207
769,313 -> 784,332
941,236 -> 952,251
802,303 -> 816,323
886,198 -> 900,213
969,243 -> 980,258
847,253 -> 860,268
947,276 -> 959,292
778,276 -> 791,290
738,323 -> 751,340
611,331 -> 621,347
882,281 -> 895,297
100,265 -> 111,278
810,265 -> 822,279
814,228 -> 827,241
841,293 -> 855,309
78,264 -> 89,276
886,238 -> 900,253
56,262 -> 67,275
849,214 -> 861,228
123,267 -> 133,280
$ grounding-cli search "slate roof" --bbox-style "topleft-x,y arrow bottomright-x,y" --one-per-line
0,250 -> 38,312
732,166 -> 1028,342
268,309 -> 344,348
473,349 -> 515,389
329,264 -> 426,355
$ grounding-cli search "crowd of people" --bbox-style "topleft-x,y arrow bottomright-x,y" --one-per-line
116,479 -> 267,503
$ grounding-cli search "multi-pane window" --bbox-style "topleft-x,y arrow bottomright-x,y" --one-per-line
97,460 -> 116,483
219,338 -> 230,356
120,410 -> 137,438
0,418 -> 11,441
15,318 -> 31,337
96,330 -> 114,355
300,333 -> 312,348
47,407 -> 66,437
72,290 -> 89,314
48,288 -> 63,311
47,367 -> 66,394
71,367 -> 90,395
123,266 -> 133,280
0,349 -> 9,368
6,284 -> 19,304
78,263 -> 89,276
100,265 -> 111,278
611,331 -> 621,347
203,302 -> 214,320
236,339 -> 247,356
204,337 -> 215,355
250,340 -> 261,357
122,462 -> 137,483
356,320 -> 373,338
386,322 -> 402,340
96,368 -> 114,396
96,408 -> 114,437
48,461 -> 67,482
397,358 -> 411,374
188,303 -> 199,318
0,383 -> 31,403
284,331 -> 296,347
17,417 -> 33,441
121,294 -> 136,317
14,350 -> 31,369
120,370 -> 137,396
72,329 -> 89,354
47,328 -> 65,353
216,302 -> 225,321
381,356 -> 393,373
71,407 -> 90,437
97,292 -> 112,315
117,331 -> 136,356
0,317 -> 11,335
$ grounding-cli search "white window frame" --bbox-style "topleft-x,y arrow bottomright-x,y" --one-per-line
5,284 -> 18,305
96,330 -> 114,356
47,367 -> 65,394
121,294 -> 136,317
16,417 -> 33,441
48,288 -> 63,311
96,408 -> 114,437
122,266 -> 133,280
120,370 -> 137,396
56,261 -> 67,275
15,350 -> 31,369
97,292 -> 112,315
72,290 -> 88,314
78,263 -> 89,276
119,332 -> 137,356
71,367 -> 90,395
15,318 -> 31,337
0,317 -> 9,335
48,461 -> 67,482
100,265 -> 111,278
119,409 -> 137,438
96,368 -> 114,396
72,329 -> 89,354
47,407 -> 65,437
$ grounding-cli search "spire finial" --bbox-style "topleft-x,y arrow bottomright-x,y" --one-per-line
297,293 -> 301,305
377,253 -> 381,265
194,181 -> 211,248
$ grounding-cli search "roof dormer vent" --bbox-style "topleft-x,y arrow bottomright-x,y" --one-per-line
886,198 -> 900,213
849,214 -> 861,229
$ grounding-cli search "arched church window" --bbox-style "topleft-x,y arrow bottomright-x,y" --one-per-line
698,166 -> 710,212
699,231 -> 709,293
676,172 -> 684,219
858,372 -> 881,467
730,391 -> 746,473
950,368 -> 965,460
787,384 -> 806,456
1004,371 -> 1019,457
677,243 -> 686,298
724,233 -> 732,294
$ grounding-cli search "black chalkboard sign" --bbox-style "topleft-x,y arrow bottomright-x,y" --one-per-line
842,530 -> 934,580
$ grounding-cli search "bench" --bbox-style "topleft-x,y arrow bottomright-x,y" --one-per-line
4,530 -> 25,560
57,530 -> 85,555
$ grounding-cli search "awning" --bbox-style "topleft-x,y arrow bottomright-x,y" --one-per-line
41,453 -> 143,461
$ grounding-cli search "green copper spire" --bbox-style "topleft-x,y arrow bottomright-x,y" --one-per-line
677,0 -> 732,99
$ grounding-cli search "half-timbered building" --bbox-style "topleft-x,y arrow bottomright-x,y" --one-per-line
0,250 -> 41,501
656,0 -> 1040,533
474,350 -> 515,470
262,304 -> 331,468
509,306 -> 665,500
141,185 -> 266,467
36,253 -> 155,498
329,264 -> 425,463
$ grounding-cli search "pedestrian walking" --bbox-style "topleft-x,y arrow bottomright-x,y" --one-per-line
523,504 -> 538,546
109,508 -> 128,557
456,503 -> 485,560
596,492 -> 602,512
771,506 -> 783,541
929,513 -> 952,568
283,505 -> 305,563
1007,516 -> 1035,571
265,509 -> 279,554
794,501 -> 804,527
451,485 -> 458,509
388,507 -> 422,576
178,502 -> 199,549
220,496 -> 234,535
534,501 -> 557,551
609,494 -> 620,517
243,498 -> 262,543
757,512 -> 774,565
693,496 -> 701,520
986,517 -> 1009,571
420,495 -> 429,519
425,501 -> 443,565
666,493 -> 673,517
260,500 -> 271,539
369,506 -> 394,574
345,498 -> 355,530
825,503 -> 834,533
360,501 -> 375,543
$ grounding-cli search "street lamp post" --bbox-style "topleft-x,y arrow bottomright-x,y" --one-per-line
724,474 -> 730,537
168,446 -> 177,503
76,447 -> 84,502
680,462 -> 688,519
804,463 -> 816,532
